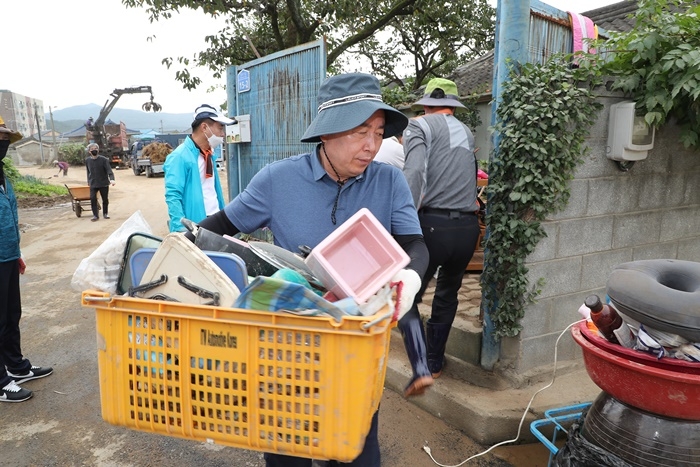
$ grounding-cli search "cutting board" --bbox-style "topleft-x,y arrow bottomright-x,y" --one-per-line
137,233 -> 240,307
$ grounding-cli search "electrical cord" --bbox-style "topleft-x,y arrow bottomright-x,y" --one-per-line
423,318 -> 586,467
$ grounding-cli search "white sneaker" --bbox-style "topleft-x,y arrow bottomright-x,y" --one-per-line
0,380 -> 33,402
7,365 -> 54,384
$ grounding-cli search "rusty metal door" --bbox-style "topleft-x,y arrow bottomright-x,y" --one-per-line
225,39 -> 326,198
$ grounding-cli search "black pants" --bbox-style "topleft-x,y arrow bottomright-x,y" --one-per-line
90,186 -> 109,217
263,409 -> 380,467
416,211 -> 481,326
0,260 -> 30,387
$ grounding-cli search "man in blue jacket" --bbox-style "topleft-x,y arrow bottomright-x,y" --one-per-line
164,104 -> 234,232
0,119 -> 53,403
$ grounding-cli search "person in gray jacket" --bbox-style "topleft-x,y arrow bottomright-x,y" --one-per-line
85,143 -> 115,222
402,78 -> 481,379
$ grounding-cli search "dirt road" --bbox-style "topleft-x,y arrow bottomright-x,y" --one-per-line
2,165 -> 519,467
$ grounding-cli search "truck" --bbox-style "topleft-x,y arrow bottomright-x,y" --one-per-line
131,140 -> 171,177
86,86 -> 161,168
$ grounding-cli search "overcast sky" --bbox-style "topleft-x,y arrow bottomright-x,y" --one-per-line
3,0 -> 621,114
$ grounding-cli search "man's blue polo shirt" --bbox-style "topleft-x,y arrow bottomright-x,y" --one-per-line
223,148 -> 421,251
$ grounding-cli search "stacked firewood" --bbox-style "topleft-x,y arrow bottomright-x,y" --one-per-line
140,142 -> 173,164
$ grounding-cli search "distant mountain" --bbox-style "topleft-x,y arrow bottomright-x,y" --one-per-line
48,120 -> 86,134
47,104 -> 192,133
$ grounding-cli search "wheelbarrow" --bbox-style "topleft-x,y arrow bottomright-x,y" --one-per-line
64,184 -> 98,218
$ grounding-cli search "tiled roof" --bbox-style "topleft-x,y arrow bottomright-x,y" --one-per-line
451,50 -> 495,98
583,0 -> 637,32
583,0 -> 699,33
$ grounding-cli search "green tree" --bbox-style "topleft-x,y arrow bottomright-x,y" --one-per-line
599,0 -> 700,148
355,0 -> 495,90
59,143 -> 90,166
123,0 -> 419,89
122,0 -> 494,95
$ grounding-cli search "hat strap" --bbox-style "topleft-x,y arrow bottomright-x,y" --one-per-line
318,93 -> 383,113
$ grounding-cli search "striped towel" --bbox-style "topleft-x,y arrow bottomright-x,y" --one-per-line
568,12 -> 598,57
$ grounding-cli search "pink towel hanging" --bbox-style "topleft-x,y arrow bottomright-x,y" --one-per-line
569,12 -> 598,55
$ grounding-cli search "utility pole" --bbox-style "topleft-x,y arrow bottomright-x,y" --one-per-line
33,102 -> 45,164
49,106 -> 58,161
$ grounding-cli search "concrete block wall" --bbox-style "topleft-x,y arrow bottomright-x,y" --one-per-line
497,93 -> 700,379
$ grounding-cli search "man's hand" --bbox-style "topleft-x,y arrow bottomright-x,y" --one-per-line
391,269 -> 422,320
18,256 -> 26,275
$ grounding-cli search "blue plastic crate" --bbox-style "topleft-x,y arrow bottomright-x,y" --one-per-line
130,247 -> 248,291
530,402 -> 592,466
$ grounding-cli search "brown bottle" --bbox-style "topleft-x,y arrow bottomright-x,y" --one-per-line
585,294 -> 623,345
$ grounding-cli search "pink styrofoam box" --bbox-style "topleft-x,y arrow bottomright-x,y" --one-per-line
305,208 -> 410,304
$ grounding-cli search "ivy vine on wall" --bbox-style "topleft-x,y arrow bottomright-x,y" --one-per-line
480,0 -> 698,338
481,57 -> 602,338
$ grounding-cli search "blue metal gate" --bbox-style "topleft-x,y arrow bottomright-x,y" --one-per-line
225,39 -> 326,198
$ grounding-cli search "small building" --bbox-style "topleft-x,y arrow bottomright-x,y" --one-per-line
12,140 -> 53,166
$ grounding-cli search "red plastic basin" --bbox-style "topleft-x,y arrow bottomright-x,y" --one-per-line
578,322 -> 700,375
572,325 -> 700,420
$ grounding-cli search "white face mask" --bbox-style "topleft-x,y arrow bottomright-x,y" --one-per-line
204,125 -> 224,149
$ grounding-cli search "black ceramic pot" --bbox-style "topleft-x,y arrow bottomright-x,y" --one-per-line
582,391 -> 700,466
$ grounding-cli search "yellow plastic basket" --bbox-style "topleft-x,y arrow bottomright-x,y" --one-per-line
81,290 -> 394,462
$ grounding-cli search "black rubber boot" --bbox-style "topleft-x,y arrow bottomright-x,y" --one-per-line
426,322 -> 452,378
398,313 -> 433,397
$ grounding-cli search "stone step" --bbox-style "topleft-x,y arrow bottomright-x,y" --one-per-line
390,326 -> 508,390
391,270 -> 602,446
384,330 -> 601,446
415,272 -> 490,385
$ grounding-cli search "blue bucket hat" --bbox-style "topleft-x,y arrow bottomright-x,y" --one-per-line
301,73 -> 408,143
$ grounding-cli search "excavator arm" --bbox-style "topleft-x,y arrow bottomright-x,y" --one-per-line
93,86 -> 161,128
87,86 -> 162,167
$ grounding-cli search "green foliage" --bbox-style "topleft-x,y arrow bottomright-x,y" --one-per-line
598,0 -> 700,149
382,78 -> 419,108
481,57 -> 602,338
453,96 -> 483,132
122,0 -> 494,96
354,0 -> 495,89
2,159 -> 67,197
59,143 -> 89,166
124,0 -> 419,89
2,158 -> 21,183
13,177 -> 68,197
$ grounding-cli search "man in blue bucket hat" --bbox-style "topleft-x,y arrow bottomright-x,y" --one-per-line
191,72 -> 432,466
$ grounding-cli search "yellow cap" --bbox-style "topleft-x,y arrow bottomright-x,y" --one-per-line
0,115 -> 23,144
